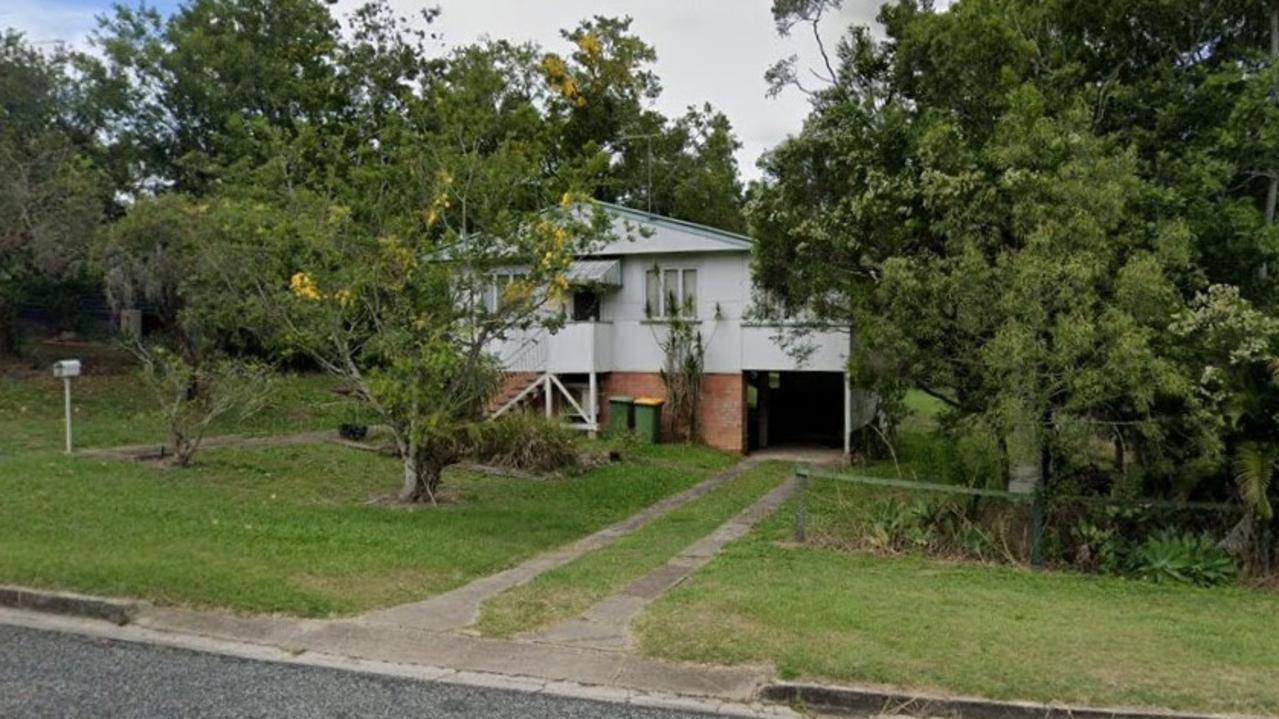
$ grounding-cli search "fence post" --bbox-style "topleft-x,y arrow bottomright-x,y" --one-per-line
1030,485 -> 1044,568
794,467 -> 809,543
1263,522 -> 1273,577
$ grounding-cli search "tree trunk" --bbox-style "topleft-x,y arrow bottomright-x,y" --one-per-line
1261,2 -> 1278,280
0,298 -> 19,356
399,442 -> 442,505
1268,1 -> 1278,228
997,434 -> 1010,490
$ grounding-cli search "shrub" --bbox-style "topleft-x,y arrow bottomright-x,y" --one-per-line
1128,530 -> 1238,587
860,495 -> 1004,561
133,343 -> 273,467
473,413 -> 579,473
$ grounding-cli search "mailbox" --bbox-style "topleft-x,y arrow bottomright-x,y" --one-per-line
52,359 -> 82,378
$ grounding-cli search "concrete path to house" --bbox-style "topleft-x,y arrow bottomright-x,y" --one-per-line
520,477 -> 798,652
515,446 -> 844,652
356,458 -> 765,633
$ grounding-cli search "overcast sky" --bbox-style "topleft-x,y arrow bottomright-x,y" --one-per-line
2,0 -> 890,180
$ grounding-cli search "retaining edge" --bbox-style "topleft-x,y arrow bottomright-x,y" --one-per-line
760,682 -> 1260,719
0,584 -> 144,625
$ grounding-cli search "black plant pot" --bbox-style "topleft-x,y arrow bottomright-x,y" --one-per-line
338,423 -> 368,441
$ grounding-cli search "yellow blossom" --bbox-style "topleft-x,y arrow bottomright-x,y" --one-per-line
541,54 -> 567,79
334,288 -> 354,307
576,33 -> 602,57
289,272 -> 322,302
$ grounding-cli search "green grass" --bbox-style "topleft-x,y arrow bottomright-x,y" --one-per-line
611,440 -> 738,471
0,355 -> 728,616
475,461 -> 788,637
0,367 -> 349,453
0,445 -> 713,616
634,499 -> 1279,715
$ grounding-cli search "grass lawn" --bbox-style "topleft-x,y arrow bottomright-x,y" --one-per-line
1,446 -> 712,616
1,355 -> 729,616
633,497 -> 1279,715
0,357 -> 350,453
475,461 -> 789,637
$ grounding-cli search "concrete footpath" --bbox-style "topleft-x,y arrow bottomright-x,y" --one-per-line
0,607 -> 793,718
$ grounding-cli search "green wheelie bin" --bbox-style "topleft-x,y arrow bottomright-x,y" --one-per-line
632,397 -> 664,444
607,396 -> 635,436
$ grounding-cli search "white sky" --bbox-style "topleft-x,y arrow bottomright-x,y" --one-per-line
4,0 -> 892,180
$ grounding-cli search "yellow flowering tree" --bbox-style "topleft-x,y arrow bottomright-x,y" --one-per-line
247,44 -> 613,504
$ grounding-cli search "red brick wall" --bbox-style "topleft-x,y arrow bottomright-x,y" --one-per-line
599,372 -> 746,454
491,372 -> 540,412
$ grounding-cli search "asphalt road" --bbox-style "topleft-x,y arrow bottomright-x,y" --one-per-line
0,624 -> 722,719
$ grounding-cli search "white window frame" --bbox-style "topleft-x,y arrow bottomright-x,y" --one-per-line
645,267 -> 698,319
483,272 -> 526,313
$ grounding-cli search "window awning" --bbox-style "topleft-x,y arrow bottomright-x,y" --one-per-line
566,259 -> 621,287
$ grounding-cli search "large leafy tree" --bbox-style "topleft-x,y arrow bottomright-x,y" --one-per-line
538,16 -> 747,231
0,32 -> 108,352
93,0 -> 345,194
752,0 -> 1276,498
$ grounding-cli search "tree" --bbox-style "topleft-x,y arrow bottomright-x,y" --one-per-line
749,0 -> 1257,496
0,32 -> 106,353
221,40 -> 614,504
98,194 -> 198,338
1173,285 -> 1279,566
92,0 -> 345,194
538,16 -> 747,231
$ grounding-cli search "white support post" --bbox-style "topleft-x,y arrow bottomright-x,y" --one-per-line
64,376 -> 73,454
544,374 -> 553,419
843,371 -> 851,460
588,370 -> 598,438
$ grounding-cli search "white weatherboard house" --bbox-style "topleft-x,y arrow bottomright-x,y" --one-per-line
490,202 -> 854,455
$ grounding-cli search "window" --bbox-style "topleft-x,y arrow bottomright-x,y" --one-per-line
572,289 -> 600,321
483,272 -> 525,313
645,267 -> 697,318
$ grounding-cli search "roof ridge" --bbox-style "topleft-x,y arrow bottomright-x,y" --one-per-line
595,201 -> 753,246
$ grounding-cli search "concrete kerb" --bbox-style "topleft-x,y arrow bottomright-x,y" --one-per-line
0,584 -> 145,625
0,605 -> 795,718
1,599 -> 1255,719
760,683 -> 1264,719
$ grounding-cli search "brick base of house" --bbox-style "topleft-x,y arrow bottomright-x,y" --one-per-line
598,372 -> 747,454
491,372 -> 540,412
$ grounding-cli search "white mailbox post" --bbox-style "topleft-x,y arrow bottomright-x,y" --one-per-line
52,359 -> 81,454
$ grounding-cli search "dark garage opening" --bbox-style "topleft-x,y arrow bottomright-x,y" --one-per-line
746,371 -> 843,452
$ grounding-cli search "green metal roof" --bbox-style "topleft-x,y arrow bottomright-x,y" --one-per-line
595,201 -> 754,251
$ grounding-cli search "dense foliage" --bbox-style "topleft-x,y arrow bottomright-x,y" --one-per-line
0,0 -> 750,501
754,0 -> 1279,570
